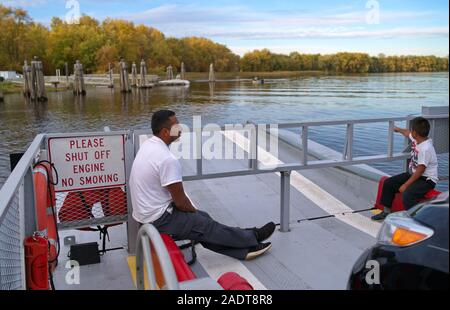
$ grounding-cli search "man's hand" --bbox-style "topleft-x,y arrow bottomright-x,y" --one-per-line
166,182 -> 197,213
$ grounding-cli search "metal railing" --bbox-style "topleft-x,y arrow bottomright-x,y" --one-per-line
134,115 -> 435,233
0,134 -> 45,290
135,224 -> 179,290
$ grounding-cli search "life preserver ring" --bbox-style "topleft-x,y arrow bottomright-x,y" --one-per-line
59,188 -> 127,227
33,162 -> 58,270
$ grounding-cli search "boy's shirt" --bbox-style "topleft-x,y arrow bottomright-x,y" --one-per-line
409,134 -> 439,184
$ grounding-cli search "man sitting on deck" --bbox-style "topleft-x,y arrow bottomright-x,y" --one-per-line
130,110 -> 275,260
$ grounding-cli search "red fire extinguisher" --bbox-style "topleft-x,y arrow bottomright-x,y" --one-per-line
24,234 -> 49,290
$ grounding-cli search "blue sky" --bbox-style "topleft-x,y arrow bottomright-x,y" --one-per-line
2,0 -> 449,56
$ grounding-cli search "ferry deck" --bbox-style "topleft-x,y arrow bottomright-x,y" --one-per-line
0,105 -> 448,290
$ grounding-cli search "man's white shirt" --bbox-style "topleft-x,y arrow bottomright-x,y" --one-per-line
130,136 -> 183,224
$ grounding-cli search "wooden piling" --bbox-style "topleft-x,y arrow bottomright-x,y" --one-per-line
209,63 -> 216,82
30,57 -> 47,101
119,59 -> 131,93
181,62 -> 186,80
23,60 -> 32,97
108,63 -> 114,88
65,62 -> 69,87
73,60 -> 86,96
131,62 -> 138,87
139,59 -> 147,88
167,65 -> 174,80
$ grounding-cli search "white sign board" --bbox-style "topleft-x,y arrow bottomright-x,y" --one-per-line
48,135 -> 126,192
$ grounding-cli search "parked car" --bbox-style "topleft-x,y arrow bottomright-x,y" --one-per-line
348,192 -> 449,290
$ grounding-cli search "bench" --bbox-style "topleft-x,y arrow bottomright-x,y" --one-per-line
374,176 -> 442,212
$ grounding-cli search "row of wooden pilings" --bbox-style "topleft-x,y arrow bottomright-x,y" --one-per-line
20,57 -> 217,99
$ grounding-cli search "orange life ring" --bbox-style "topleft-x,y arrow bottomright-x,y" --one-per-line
33,162 -> 58,270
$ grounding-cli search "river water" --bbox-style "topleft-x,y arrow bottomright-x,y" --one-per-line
0,72 -> 448,190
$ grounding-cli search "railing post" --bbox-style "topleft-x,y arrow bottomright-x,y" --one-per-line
21,166 -> 37,289
126,132 -> 139,255
301,126 -> 308,166
280,171 -> 291,233
249,125 -> 258,170
196,128 -> 203,176
22,167 -> 37,238
403,119 -> 411,172
387,121 -> 395,158
344,123 -> 354,161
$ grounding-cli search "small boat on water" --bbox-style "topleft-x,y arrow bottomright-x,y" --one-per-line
252,77 -> 265,85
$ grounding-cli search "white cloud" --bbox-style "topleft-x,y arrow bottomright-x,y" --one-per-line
1,0 -> 47,7
107,4 -> 448,44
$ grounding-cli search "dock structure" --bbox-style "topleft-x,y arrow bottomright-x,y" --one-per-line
73,60 -> 86,96
131,62 -> 138,88
119,59 -> 131,93
209,63 -> 216,82
180,62 -> 186,80
25,56 -> 47,101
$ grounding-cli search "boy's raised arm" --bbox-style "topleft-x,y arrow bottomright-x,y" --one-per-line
394,127 -> 411,138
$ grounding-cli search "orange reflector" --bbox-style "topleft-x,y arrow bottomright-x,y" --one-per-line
392,228 -> 427,246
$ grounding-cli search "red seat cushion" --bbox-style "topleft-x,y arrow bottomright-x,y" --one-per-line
217,272 -> 254,290
375,177 -> 442,212
160,234 -> 196,283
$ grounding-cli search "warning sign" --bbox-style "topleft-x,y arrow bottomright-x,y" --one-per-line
48,135 -> 126,192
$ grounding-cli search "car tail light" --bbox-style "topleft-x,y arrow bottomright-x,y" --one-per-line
377,212 -> 434,247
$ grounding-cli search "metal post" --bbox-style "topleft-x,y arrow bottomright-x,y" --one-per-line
387,121 -> 394,157
301,126 -> 308,166
280,171 -> 291,233
125,132 -> 139,254
196,128 -> 203,176
344,123 -> 354,160
22,167 -> 37,237
249,125 -> 258,170
403,119 -> 411,172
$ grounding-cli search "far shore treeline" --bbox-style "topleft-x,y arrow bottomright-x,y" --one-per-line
0,5 -> 448,76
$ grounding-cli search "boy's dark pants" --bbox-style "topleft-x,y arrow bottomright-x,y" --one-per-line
381,173 -> 436,210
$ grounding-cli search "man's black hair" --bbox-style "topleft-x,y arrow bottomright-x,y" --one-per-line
151,110 -> 176,135
410,117 -> 431,138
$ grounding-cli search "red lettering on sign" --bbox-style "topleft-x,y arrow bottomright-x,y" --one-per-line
69,138 -> 105,149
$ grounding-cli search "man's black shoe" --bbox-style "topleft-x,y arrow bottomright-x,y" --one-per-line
253,222 -> 276,242
245,242 -> 272,261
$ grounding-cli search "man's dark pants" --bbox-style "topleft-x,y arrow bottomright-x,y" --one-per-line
380,172 -> 436,210
151,206 -> 259,260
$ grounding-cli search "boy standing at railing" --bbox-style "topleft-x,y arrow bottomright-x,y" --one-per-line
372,117 -> 439,221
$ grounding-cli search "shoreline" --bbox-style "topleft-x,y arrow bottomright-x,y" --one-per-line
0,71 -> 448,95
